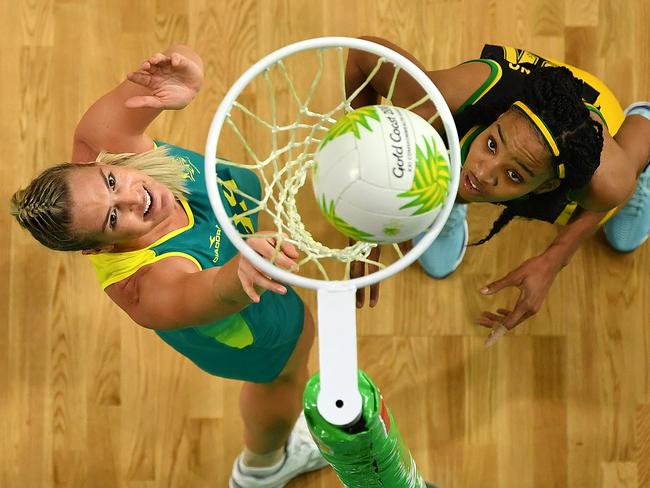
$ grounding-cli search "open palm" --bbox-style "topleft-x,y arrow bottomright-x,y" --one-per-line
125,52 -> 203,110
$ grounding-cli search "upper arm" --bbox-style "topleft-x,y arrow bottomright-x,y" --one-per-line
576,116 -> 637,212
427,61 -> 492,114
73,80 -> 156,159
105,254 -> 248,330
348,36 -> 491,118
105,256 -> 198,329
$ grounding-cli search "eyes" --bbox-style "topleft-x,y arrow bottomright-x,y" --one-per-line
506,169 -> 523,183
487,136 -> 497,154
486,136 -> 524,184
107,172 -> 118,230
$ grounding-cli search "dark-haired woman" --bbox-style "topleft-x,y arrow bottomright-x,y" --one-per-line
347,37 -> 650,334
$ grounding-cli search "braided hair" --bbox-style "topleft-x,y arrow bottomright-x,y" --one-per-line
10,146 -> 189,251
463,66 -> 604,245
10,164 -> 103,251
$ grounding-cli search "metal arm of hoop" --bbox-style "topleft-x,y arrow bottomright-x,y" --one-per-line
316,286 -> 363,426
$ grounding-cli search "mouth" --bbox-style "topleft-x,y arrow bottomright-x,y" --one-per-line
462,171 -> 483,196
143,188 -> 152,216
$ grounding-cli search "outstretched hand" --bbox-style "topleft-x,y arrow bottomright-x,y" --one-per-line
238,236 -> 299,303
477,253 -> 562,346
125,52 -> 203,110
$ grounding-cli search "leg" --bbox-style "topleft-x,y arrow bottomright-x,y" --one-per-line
239,310 -> 315,456
415,203 -> 469,278
230,311 -> 327,488
604,103 -> 650,252
613,110 -> 650,177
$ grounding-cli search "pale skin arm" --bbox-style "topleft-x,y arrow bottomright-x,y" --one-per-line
76,46 -> 297,329
71,44 -> 204,162
106,236 -> 299,330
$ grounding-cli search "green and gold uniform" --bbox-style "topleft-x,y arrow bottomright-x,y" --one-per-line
87,142 -> 304,384
454,44 -> 625,225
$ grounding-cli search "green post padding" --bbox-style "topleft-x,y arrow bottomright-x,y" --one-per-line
303,370 -> 433,487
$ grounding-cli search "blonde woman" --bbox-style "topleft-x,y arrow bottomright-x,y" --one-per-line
11,45 -> 327,488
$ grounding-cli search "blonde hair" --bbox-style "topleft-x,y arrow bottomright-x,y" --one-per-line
96,145 -> 188,199
10,145 -> 189,251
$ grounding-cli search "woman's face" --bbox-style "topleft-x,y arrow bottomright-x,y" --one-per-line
458,110 -> 559,203
67,164 -> 178,247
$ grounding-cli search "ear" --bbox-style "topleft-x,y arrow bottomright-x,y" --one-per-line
533,178 -> 561,194
81,245 -> 114,255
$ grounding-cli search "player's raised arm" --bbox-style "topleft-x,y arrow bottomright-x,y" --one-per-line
72,45 -> 204,161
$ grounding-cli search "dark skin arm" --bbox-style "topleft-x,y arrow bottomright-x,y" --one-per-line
478,114 -> 637,341
345,36 -> 490,307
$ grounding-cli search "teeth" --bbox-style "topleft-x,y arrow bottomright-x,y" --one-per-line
468,177 -> 479,191
144,189 -> 151,215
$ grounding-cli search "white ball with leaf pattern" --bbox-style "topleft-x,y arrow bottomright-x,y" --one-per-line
312,105 -> 451,243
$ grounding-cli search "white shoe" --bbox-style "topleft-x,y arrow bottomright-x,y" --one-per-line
229,412 -> 329,488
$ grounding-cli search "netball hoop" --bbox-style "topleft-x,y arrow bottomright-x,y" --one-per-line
204,37 -> 461,427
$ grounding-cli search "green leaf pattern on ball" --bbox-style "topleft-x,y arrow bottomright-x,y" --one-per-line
319,106 -> 380,150
320,195 -> 374,241
398,137 -> 450,215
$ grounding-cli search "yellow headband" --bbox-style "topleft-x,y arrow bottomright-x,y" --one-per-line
511,101 -> 565,179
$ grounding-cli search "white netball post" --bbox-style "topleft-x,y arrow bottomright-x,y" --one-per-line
204,37 -> 461,426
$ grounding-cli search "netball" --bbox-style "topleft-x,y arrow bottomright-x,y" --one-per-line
312,105 -> 451,243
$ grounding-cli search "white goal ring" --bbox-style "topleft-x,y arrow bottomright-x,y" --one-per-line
204,36 -> 461,291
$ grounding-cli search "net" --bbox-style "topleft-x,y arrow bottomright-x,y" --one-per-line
206,38 -> 460,285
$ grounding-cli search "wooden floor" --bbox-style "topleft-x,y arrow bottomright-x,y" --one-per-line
2,1 -> 649,487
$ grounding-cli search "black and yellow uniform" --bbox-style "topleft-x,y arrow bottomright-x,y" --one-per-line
454,44 -> 624,225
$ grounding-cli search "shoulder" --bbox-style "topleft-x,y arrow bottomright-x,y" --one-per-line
428,61 -> 493,113
104,255 -> 200,327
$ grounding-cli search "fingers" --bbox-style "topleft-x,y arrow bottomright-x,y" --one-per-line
143,52 -> 169,70
246,237 -> 299,272
480,272 -> 520,295
170,52 -> 186,68
369,283 -> 380,307
278,239 -> 299,260
126,70 -> 151,87
355,287 -> 366,309
350,258 -> 367,307
501,303 -> 532,330
475,310 -> 507,328
238,266 -> 287,303
485,325 -> 508,348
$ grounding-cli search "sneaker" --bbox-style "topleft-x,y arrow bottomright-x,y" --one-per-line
603,102 -> 650,252
414,203 -> 468,278
229,412 -> 329,488
623,101 -> 650,120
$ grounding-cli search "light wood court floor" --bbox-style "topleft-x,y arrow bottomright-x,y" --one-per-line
2,1 -> 649,487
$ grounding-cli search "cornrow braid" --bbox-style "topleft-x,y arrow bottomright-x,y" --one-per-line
10,146 -> 189,251
10,164 -> 102,251
470,66 -> 604,245
521,66 -> 604,189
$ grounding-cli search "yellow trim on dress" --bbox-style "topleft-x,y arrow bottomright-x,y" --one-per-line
87,197 -> 199,289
